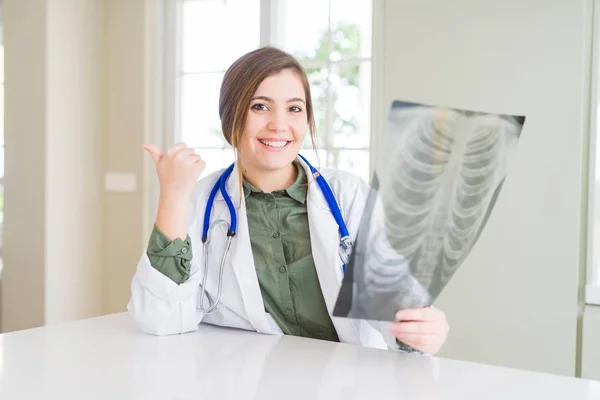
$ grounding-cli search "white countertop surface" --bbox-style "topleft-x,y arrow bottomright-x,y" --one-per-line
0,313 -> 598,399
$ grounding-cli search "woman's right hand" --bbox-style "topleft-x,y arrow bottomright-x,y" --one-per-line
143,142 -> 206,240
143,142 -> 206,199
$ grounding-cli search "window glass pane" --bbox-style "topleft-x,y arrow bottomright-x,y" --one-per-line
195,148 -> 235,178
180,73 -> 226,148
182,0 -> 260,73
331,149 -> 370,183
272,0 -> 330,61
330,61 -> 371,149
297,148 -> 328,171
302,66 -> 329,149
330,0 -> 372,61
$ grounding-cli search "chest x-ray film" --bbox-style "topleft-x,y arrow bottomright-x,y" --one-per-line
333,100 -> 525,322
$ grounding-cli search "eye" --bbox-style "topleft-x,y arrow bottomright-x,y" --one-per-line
289,105 -> 303,113
251,103 -> 268,111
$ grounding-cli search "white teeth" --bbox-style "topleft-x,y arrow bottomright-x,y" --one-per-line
259,139 -> 288,148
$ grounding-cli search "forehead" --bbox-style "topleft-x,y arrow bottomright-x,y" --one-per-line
254,69 -> 305,99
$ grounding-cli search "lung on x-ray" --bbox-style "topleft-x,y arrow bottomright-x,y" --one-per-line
332,100 -> 526,322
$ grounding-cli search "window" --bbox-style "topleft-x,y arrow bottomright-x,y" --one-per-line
170,0 -> 373,183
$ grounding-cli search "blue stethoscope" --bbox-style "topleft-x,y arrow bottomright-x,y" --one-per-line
198,154 -> 353,313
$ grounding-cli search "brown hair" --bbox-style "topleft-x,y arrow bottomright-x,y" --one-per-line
219,46 -> 318,156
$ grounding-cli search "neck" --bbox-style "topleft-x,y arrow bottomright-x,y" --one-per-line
241,162 -> 297,193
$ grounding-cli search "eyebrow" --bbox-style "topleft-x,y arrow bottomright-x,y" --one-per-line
252,96 -> 306,104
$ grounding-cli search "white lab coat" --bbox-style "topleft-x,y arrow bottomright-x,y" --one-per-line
127,156 -> 401,350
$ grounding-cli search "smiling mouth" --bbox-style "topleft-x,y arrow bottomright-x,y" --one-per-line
258,139 -> 291,148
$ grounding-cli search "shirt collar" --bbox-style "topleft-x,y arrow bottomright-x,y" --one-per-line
242,161 -> 308,204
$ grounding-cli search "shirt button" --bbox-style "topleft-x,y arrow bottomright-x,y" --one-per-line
285,308 -> 292,315
267,197 -> 274,203
181,247 -> 188,254
279,266 -> 286,273
272,232 -> 280,238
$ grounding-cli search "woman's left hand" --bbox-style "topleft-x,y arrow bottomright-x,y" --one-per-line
389,306 -> 449,355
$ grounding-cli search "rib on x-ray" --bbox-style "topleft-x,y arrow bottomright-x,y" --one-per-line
333,100 -> 525,322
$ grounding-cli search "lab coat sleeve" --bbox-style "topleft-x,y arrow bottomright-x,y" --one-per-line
127,251 -> 206,335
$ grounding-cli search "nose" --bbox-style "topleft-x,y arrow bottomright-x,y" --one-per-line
266,109 -> 289,133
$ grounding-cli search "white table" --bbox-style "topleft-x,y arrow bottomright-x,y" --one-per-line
0,313 -> 598,399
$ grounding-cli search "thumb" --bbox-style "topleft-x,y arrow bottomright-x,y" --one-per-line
142,144 -> 162,165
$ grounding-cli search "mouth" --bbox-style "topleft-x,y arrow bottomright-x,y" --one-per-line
257,139 -> 292,149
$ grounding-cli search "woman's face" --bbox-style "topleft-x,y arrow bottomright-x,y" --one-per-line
239,69 -> 308,174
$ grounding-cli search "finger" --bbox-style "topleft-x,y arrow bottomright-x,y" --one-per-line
195,158 -> 206,173
195,158 -> 206,169
166,142 -> 188,155
181,153 -> 204,167
396,333 -> 443,355
390,321 -> 433,335
189,153 -> 204,166
142,144 -> 162,165
395,332 -> 442,347
396,306 -> 442,322
175,147 -> 196,160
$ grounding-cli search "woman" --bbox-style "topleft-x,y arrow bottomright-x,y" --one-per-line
128,46 -> 449,354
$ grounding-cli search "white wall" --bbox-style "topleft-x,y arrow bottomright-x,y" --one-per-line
2,0 -> 106,331
1,0 -> 149,332
45,0 -> 105,324
582,305 -> 600,379
2,0 -> 47,332
381,0 -> 590,376
103,0 -> 148,314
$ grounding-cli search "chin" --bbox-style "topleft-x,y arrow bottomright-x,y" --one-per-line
256,152 -> 297,171
258,159 -> 295,172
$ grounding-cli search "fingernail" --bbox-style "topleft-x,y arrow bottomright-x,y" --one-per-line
396,310 -> 405,320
